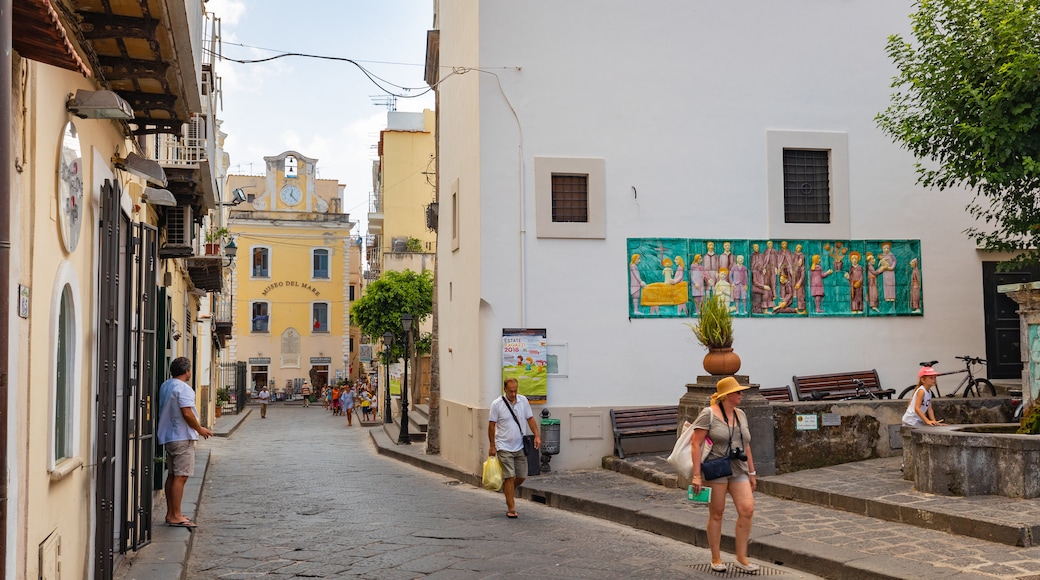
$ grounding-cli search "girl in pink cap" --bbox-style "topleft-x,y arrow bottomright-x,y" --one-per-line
902,367 -> 944,427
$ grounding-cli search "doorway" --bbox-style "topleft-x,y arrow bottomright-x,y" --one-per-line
982,261 -> 1040,379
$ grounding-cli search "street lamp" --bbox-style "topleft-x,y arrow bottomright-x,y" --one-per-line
398,313 -> 414,444
382,331 -> 394,424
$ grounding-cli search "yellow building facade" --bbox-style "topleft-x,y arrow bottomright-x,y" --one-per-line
228,152 -> 358,397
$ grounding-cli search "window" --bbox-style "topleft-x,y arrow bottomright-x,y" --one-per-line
349,285 -> 355,301
312,302 -> 329,333
766,131 -> 850,240
55,285 -> 74,460
451,178 -> 460,251
551,175 -> 589,222
312,249 -> 329,279
535,157 -> 605,239
285,155 -> 298,178
251,302 -> 270,333
783,149 -> 830,223
252,247 -> 270,278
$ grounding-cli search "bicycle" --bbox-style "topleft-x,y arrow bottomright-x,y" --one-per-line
897,355 -> 995,399
837,379 -> 880,401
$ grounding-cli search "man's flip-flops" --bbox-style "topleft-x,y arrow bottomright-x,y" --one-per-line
167,520 -> 197,529
506,511 -> 518,519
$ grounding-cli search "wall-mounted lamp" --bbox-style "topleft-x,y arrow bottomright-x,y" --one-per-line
66,89 -> 134,120
113,152 -> 167,187
140,186 -> 177,207
223,238 -> 237,267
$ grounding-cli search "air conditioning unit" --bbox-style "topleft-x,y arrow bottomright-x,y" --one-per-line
159,206 -> 194,258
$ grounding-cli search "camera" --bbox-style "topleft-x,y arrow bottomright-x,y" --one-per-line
729,447 -> 748,461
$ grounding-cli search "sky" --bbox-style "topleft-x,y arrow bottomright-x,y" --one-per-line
206,0 -> 436,236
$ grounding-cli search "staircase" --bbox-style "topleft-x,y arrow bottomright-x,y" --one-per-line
381,398 -> 428,444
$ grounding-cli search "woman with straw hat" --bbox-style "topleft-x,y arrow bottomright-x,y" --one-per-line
690,376 -> 759,574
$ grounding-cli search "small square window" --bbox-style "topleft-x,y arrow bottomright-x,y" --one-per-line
551,174 -> 589,223
782,149 -> 830,224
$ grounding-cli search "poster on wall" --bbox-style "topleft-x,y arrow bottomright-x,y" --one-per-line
502,328 -> 548,403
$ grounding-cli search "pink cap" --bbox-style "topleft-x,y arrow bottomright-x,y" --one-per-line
918,367 -> 938,378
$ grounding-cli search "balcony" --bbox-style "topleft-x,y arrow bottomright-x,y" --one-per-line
368,191 -> 383,235
212,291 -> 233,347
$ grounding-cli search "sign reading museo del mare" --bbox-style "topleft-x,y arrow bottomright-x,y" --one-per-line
261,280 -> 321,297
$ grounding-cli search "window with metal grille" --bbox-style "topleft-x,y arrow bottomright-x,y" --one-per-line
312,249 -> 329,279
312,302 -> 329,333
783,150 -> 831,223
252,247 -> 269,278
551,174 -> 589,223
252,302 -> 270,333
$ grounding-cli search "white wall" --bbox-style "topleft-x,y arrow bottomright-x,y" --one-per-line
438,0 -> 992,469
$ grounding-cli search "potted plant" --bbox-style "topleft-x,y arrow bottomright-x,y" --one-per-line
215,387 -> 230,418
204,227 -> 231,255
686,294 -> 740,375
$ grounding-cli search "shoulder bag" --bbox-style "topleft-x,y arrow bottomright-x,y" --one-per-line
700,406 -> 735,480
502,396 -> 536,456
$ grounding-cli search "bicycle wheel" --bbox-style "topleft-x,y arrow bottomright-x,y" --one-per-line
963,378 -> 996,397
898,385 -> 917,399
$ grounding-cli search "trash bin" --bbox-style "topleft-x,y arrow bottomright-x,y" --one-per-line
541,418 -> 561,455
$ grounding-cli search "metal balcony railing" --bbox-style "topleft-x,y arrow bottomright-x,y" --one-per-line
149,115 -> 207,167
213,290 -> 233,326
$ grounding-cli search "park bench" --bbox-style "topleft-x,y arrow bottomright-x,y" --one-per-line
792,369 -> 894,401
760,385 -> 795,402
609,406 -> 678,459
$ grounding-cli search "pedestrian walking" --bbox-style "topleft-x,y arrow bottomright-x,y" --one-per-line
488,378 -> 540,519
340,387 -> 355,426
157,356 -> 212,529
301,381 -> 311,407
258,385 -> 270,418
331,385 -> 342,416
690,376 -> 758,573
360,390 -> 372,421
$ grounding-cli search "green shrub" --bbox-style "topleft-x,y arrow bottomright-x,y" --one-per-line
1018,403 -> 1040,435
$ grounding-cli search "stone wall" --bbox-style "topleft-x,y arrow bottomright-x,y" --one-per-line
771,397 -> 1014,474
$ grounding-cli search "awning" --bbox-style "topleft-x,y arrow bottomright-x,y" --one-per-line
14,0 -> 91,77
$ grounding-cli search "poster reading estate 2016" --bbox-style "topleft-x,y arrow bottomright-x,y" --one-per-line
501,328 -> 547,404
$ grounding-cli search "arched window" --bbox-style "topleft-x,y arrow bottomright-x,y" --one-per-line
285,155 -> 298,178
55,285 -> 74,460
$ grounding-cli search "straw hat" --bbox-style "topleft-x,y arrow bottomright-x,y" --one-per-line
711,376 -> 749,404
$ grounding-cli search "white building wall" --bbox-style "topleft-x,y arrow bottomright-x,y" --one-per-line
440,0 -> 990,471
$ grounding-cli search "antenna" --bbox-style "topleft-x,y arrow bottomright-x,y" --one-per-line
370,94 -> 397,111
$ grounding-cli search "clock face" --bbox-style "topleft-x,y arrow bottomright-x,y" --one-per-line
58,121 -> 83,253
280,184 -> 303,206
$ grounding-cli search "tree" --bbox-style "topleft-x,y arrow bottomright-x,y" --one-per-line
350,269 -> 433,361
876,0 -> 1040,263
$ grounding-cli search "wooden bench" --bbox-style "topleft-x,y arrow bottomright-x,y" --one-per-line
760,385 -> 795,402
609,406 -> 678,459
792,369 -> 894,401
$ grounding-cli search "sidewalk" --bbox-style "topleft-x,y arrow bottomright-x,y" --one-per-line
370,428 -> 1040,579
113,408 -> 250,580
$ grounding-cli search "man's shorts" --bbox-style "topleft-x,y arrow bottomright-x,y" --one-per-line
496,449 -> 527,480
165,440 -> 196,476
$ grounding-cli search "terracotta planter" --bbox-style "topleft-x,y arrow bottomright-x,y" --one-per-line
214,405 -> 223,418
703,347 -> 741,375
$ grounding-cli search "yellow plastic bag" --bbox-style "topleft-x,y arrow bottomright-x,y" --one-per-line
482,456 -> 503,491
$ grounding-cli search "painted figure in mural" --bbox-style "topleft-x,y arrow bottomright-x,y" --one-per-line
865,253 -> 881,312
809,254 -> 834,313
690,254 -> 707,314
718,241 -> 736,278
825,241 -> 848,272
662,257 -> 674,285
773,265 -> 799,313
763,241 -> 779,301
878,243 -> 898,302
715,268 -> 734,312
703,241 -> 719,288
845,251 -> 864,313
629,254 -> 647,313
730,255 -> 749,315
672,255 -> 688,315
750,246 -> 771,314
792,244 -> 806,312
778,241 -> 794,277
909,258 -> 921,312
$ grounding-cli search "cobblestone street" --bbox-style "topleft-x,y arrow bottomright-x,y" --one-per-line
187,406 -> 807,579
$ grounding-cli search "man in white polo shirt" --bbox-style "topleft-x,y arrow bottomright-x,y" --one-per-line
488,378 -> 541,519
158,357 -> 212,528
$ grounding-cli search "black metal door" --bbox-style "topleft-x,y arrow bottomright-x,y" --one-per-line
983,261 -> 1040,379
122,223 -> 157,551
95,180 -> 121,579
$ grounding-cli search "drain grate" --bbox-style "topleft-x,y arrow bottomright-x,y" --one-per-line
689,563 -> 789,577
